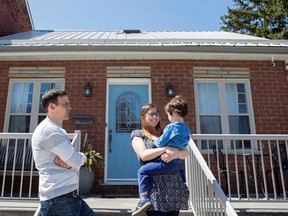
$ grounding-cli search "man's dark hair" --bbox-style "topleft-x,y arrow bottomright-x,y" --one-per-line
42,89 -> 67,113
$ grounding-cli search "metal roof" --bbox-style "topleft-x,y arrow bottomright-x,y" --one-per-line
0,30 -> 287,47
0,30 -> 287,61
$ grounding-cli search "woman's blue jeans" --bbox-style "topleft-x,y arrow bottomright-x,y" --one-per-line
40,193 -> 96,216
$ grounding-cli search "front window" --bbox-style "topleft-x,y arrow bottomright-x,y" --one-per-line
195,80 -> 255,150
5,80 -> 63,133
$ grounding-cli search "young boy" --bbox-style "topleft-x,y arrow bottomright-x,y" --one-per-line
132,95 -> 191,216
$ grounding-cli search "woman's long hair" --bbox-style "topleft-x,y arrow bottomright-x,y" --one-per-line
141,103 -> 163,139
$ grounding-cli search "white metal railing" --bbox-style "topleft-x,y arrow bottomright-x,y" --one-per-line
192,134 -> 288,202
1,131 -> 288,212
0,131 -> 81,200
186,138 -> 238,216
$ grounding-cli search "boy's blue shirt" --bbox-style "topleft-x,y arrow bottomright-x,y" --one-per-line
154,121 -> 191,149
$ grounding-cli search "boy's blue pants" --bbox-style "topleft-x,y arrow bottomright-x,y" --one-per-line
138,158 -> 185,193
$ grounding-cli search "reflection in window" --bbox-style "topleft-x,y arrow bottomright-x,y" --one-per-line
116,92 -> 141,133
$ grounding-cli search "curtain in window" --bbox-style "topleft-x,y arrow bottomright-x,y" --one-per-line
9,83 -> 33,132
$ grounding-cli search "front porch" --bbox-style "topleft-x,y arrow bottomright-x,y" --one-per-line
0,197 -> 287,216
1,132 -> 288,215
0,197 -> 194,216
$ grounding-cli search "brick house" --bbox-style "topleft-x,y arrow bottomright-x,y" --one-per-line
0,0 -> 33,37
0,0 -> 288,196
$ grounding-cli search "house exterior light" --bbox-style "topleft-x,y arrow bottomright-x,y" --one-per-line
83,82 -> 92,97
166,82 -> 175,97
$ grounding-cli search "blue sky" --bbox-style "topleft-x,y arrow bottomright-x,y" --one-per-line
28,0 -> 234,31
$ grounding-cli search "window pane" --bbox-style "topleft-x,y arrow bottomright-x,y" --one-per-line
39,82 -> 62,113
197,83 -> 220,114
239,105 -> 247,113
9,116 -> 30,132
226,83 -> 248,114
237,83 -> 245,92
200,116 -> 222,149
238,93 -> 246,103
11,83 -> 33,113
40,82 -> 62,92
200,116 -> 222,134
229,116 -> 250,134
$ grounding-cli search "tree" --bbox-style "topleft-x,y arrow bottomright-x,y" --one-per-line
220,0 -> 288,39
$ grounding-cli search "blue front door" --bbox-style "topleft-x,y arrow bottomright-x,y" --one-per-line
107,84 -> 149,182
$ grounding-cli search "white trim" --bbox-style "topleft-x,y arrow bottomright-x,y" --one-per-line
104,78 -> 151,183
25,0 -> 35,30
0,51 -> 287,62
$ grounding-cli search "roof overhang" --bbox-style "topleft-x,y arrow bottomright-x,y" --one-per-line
0,45 -> 287,62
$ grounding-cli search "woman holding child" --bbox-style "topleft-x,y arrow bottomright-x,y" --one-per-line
131,96 -> 190,216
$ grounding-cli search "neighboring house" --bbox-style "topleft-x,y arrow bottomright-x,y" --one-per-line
0,0 -> 33,37
0,1 -> 288,196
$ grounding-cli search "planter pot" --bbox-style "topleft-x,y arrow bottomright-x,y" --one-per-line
79,167 -> 95,195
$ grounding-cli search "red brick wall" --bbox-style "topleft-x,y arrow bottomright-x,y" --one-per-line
0,62 -> 9,132
2,59 -> 287,137
0,0 -> 32,37
0,59 -> 287,195
249,60 -> 288,134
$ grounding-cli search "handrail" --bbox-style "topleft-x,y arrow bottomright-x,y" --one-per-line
0,131 -> 80,200
1,132 -> 288,212
193,134 -> 288,140
191,134 -> 288,202
71,130 -> 81,151
186,139 -> 238,215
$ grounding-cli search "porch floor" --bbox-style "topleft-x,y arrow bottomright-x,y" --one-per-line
0,196 -> 288,216
231,200 -> 288,215
0,195 -> 192,216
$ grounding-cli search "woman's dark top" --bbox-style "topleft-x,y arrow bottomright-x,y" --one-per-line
131,130 -> 189,212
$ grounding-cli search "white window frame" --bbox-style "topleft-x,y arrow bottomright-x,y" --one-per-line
4,78 -> 65,133
194,79 -> 256,151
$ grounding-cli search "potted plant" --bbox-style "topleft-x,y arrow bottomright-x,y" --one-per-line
82,142 -> 104,171
79,141 -> 104,195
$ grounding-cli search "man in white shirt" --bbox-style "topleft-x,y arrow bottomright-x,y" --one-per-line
32,89 -> 96,216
